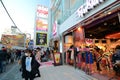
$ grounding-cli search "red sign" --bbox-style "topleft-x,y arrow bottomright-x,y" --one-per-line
52,21 -> 57,36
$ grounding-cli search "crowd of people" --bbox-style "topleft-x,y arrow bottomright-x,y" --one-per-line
0,47 -> 22,73
1,44 -> 120,80
0,46 -> 52,80
65,45 -> 120,79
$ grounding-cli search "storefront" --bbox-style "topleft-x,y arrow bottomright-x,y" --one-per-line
83,0 -> 120,49
59,0 -> 120,52
50,21 -> 60,52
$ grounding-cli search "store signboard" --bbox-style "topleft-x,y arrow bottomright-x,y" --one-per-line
36,5 -> 48,18
36,18 -> 48,31
52,21 -> 57,36
36,32 -> 47,46
77,0 -> 106,17
1,34 -> 25,48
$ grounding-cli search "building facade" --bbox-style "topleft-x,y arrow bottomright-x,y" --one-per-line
49,0 -> 120,53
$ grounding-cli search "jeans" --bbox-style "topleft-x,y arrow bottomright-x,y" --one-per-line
1,61 -> 6,72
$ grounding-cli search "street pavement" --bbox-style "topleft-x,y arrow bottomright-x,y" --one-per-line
0,62 -> 98,80
0,62 -> 22,80
2,61 -> 119,80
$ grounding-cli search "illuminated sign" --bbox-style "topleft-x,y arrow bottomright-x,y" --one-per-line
52,21 -> 57,36
37,5 -> 48,18
1,34 -> 25,47
36,33 -> 47,46
36,18 -> 48,31
77,0 -> 106,17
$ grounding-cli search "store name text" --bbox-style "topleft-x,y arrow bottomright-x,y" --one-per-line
77,0 -> 106,17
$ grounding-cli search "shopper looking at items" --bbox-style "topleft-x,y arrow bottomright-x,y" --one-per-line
74,46 -> 78,69
21,49 -> 40,80
109,45 -> 120,80
85,49 -> 94,75
67,45 -> 74,65
94,46 -> 102,71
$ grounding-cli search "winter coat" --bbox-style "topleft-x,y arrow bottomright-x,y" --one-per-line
21,55 -> 40,78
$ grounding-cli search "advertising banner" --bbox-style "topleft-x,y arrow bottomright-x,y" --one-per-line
36,32 -> 47,46
54,53 -> 60,64
36,5 -> 48,18
53,52 -> 62,66
1,34 -> 25,48
36,18 -> 48,31
52,21 -> 57,36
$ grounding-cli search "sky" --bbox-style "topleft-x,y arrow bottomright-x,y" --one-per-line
0,0 -> 50,40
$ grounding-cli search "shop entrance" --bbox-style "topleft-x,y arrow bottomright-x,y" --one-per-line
84,9 -> 120,48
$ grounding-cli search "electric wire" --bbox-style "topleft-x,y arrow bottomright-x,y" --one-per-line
0,0 -> 22,33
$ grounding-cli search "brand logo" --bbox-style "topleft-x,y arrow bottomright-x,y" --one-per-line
77,0 -> 106,17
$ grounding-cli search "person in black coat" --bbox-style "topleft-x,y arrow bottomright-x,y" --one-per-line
0,47 -> 7,73
111,45 -> 120,76
21,49 -> 40,80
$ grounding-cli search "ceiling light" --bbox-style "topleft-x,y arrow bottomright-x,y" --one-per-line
108,12 -> 111,14
90,34 -> 92,36
104,22 -> 107,25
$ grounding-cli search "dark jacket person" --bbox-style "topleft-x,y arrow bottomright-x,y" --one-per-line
21,49 -> 40,80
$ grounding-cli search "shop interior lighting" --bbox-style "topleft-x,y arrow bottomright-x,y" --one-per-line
90,34 -> 92,36
107,11 -> 111,14
77,26 -> 83,31
104,22 -> 107,25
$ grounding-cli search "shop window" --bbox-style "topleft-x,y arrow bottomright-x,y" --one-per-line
110,39 -> 118,42
102,40 -> 106,43
95,40 -> 99,43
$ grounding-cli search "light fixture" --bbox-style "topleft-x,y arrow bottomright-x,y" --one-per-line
107,11 -> 111,14
90,34 -> 92,36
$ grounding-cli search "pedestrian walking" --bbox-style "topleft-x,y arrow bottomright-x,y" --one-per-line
35,47 -> 41,77
21,49 -> 40,80
0,47 -> 7,73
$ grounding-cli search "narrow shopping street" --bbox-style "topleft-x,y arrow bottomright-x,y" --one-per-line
0,61 -> 97,80
1,61 -> 119,80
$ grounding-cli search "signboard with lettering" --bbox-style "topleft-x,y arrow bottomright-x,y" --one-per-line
37,5 -> 48,18
36,33 -> 47,46
77,0 -> 106,17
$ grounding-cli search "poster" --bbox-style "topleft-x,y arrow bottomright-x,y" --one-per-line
54,53 -> 60,64
36,18 -> 48,31
1,34 -> 25,47
36,33 -> 47,46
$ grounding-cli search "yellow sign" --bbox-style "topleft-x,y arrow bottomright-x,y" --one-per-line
54,53 -> 60,64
